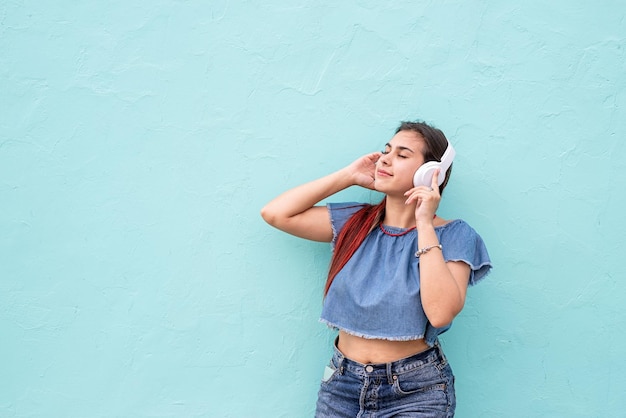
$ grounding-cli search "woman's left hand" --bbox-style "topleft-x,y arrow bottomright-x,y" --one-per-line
403,169 -> 441,226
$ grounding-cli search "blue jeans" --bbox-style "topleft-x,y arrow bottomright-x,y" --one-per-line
315,340 -> 456,417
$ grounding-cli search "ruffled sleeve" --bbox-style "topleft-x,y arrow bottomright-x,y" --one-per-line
438,220 -> 493,286
326,202 -> 368,249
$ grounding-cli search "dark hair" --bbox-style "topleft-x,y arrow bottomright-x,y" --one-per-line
324,120 -> 453,296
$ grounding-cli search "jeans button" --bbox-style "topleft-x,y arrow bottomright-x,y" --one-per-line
365,365 -> 374,373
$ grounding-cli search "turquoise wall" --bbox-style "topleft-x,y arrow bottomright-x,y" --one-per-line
2,1 -> 625,417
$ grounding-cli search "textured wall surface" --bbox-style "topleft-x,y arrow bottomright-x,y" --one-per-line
1,1 -> 625,417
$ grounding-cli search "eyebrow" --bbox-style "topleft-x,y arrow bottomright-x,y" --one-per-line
384,143 -> 415,153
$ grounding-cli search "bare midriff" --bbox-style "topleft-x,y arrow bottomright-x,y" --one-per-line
337,330 -> 431,364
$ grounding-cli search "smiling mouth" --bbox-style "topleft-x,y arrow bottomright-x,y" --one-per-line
377,169 -> 392,177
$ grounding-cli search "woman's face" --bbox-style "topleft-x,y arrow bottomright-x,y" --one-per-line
374,130 -> 426,195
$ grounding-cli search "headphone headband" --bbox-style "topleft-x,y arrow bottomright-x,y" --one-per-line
439,142 -> 455,174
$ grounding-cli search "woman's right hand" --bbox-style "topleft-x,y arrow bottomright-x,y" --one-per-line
345,152 -> 382,190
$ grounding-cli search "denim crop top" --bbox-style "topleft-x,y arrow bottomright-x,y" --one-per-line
320,202 -> 492,346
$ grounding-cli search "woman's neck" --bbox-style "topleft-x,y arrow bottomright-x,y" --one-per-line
382,196 -> 417,229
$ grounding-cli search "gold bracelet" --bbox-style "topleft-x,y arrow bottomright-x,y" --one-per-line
415,244 -> 442,258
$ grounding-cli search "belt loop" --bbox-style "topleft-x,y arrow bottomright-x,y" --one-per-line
334,336 -> 346,374
386,362 -> 394,385
435,339 -> 447,363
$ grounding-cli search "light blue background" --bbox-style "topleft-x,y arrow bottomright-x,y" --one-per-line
1,1 -> 625,417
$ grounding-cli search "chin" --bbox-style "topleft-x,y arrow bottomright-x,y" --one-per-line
373,181 -> 386,193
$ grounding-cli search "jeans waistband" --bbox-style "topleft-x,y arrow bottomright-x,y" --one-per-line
331,338 -> 447,380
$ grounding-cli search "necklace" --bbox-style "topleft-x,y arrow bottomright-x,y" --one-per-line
379,224 -> 416,236
379,214 -> 437,237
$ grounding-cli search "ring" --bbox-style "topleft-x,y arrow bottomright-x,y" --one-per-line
428,187 -> 434,192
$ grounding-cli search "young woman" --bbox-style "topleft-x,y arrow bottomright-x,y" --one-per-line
261,121 -> 492,417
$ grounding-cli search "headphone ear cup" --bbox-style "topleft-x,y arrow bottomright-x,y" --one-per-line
413,162 -> 442,187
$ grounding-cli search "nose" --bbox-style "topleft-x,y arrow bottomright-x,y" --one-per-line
378,153 -> 389,165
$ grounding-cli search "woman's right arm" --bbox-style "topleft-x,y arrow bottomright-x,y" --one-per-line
260,152 -> 381,242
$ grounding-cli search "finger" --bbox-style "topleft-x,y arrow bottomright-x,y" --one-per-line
405,187 -> 441,205
404,186 -> 432,196
369,152 -> 383,163
431,169 -> 440,190
404,191 -> 416,205
405,195 -> 421,205
405,191 -> 424,205
404,188 -> 420,201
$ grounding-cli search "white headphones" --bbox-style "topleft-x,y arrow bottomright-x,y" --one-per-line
413,142 -> 456,187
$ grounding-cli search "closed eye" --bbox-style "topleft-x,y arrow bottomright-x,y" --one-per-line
382,142 -> 414,158
381,149 -> 409,158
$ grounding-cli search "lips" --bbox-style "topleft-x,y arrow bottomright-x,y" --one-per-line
377,169 -> 392,177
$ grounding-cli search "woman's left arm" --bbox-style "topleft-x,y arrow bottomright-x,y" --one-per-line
415,225 -> 471,328
404,169 -> 471,328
